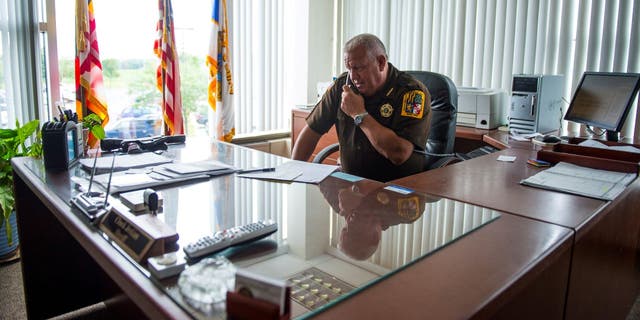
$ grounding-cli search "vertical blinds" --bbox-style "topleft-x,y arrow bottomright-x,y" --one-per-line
329,198 -> 500,270
232,0 -> 286,134
0,0 -> 40,129
339,0 -> 640,139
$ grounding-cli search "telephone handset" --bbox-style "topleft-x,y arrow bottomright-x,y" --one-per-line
346,75 -> 361,96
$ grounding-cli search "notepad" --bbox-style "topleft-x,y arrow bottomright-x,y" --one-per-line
520,162 -> 636,201
237,160 -> 338,184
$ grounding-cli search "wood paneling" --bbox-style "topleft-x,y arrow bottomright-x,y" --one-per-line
291,108 -> 339,164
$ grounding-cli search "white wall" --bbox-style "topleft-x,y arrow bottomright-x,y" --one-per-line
284,0 -> 335,109
307,0 -> 335,103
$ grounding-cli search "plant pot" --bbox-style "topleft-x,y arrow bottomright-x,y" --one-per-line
0,210 -> 19,258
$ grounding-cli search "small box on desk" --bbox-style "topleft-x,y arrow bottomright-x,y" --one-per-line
537,141 -> 640,174
226,290 -> 290,320
226,269 -> 290,320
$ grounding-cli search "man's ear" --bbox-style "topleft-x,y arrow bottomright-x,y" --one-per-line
377,55 -> 387,71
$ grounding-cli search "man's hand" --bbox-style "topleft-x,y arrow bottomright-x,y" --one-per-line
341,85 -> 365,118
340,83 -> 417,166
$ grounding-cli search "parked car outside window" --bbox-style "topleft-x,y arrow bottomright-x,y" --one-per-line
105,114 -> 162,139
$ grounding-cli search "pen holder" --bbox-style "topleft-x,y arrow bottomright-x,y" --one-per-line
226,288 -> 290,320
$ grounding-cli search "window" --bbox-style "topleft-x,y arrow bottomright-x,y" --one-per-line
1,0 -> 41,129
52,0 -> 210,139
44,0 -> 295,140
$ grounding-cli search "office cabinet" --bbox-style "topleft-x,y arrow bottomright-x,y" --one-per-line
291,108 -> 339,164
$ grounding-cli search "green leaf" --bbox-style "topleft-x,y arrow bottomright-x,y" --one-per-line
0,128 -> 18,140
17,120 -> 40,138
0,185 -> 14,221
83,114 -> 105,141
83,114 -> 103,128
90,125 -> 106,140
0,119 -> 40,242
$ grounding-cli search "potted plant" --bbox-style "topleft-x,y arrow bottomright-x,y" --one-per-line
0,119 -> 42,258
82,113 -> 106,140
81,113 -> 106,151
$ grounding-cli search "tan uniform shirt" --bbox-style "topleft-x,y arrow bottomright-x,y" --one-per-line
307,64 -> 431,182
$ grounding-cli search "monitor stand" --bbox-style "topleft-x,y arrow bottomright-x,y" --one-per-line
606,130 -> 620,142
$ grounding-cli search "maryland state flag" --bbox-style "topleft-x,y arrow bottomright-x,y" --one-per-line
75,0 -> 109,147
207,0 -> 234,142
155,0 -> 184,135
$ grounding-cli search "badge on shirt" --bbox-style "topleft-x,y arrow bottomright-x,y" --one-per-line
380,103 -> 393,118
397,196 -> 420,219
376,192 -> 390,205
401,90 -> 425,119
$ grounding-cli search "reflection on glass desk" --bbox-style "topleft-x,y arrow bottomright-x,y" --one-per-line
21,140 -> 501,319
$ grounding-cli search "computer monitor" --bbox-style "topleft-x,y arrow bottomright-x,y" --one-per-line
564,72 -> 640,142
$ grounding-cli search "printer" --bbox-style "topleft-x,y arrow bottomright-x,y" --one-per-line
457,88 -> 507,129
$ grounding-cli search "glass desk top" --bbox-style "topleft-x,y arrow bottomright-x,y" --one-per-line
22,138 -> 501,319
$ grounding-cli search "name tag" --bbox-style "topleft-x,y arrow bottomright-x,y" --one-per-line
100,211 -> 153,261
99,200 -> 178,263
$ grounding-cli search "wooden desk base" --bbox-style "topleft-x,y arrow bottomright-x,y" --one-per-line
393,149 -> 640,320
313,214 -> 572,320
13,161 -> 189,320
14,175 -> 143,319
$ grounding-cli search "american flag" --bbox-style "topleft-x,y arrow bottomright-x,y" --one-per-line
155,0 -> 184,135
207,0 -> 234,142
75,0 -> 109,147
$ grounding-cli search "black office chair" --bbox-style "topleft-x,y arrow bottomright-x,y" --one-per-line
313,71 -> 459,171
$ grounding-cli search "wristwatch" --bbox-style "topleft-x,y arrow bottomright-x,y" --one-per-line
353,112 -> 369,126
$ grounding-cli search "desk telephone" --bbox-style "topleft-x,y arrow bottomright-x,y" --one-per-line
457,146 -> 499,160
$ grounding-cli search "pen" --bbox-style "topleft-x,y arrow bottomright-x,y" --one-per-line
57,104 -> 66,121
237,167 -> 276,174
528,158 -> 550,165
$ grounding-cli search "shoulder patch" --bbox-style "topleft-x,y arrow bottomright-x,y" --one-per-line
401,90 -> 425,119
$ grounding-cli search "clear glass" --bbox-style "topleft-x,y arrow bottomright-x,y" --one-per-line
178,256 -> 236,314
22,139 -> 501,319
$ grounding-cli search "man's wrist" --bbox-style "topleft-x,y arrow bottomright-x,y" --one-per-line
353,112 -> 369,126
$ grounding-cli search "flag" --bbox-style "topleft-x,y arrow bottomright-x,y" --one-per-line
155,0 -> 184,135
207,0 -> 234,142
75,0 -> 109,147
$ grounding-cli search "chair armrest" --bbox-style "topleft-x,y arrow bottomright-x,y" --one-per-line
312,143 -> 340,163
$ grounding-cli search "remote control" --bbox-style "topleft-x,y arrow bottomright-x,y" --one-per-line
183,220 -> 278,260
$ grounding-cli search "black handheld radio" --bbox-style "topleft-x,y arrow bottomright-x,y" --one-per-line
42,121 -> 80,171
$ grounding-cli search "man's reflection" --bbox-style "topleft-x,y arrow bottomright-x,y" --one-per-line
318,175 -> 438,261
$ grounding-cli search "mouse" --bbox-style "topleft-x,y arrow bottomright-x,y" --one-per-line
541,134 -> 562,143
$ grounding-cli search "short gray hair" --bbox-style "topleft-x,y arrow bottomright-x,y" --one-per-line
344,33 -> 388,60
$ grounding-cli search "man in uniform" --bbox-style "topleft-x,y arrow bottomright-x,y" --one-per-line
292,33 -> 432,182
317,175 -> 437,261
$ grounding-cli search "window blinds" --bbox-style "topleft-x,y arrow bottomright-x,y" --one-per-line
338,0 -> 640,139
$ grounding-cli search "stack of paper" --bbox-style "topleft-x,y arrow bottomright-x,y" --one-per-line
79,153 -> 174,174
577,139 -> 640,154
94,160 -> 235,193
238,160 -> 338,184
520,162 -> 637,201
